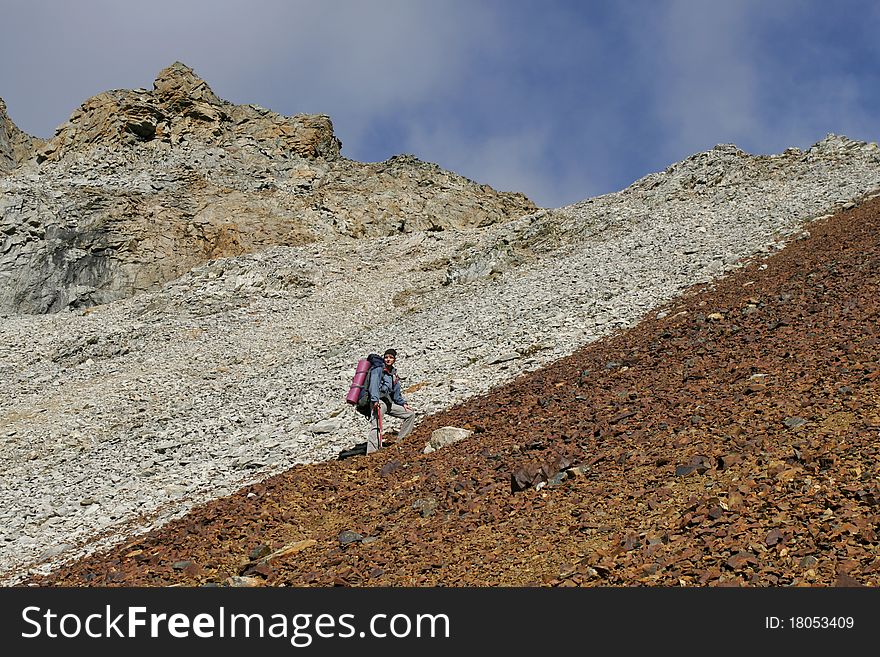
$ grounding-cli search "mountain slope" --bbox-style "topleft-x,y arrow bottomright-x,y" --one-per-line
2,133 -> 880,586
26,195 -> 880,587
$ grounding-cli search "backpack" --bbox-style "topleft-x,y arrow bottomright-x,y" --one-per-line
346,353 -> 384,418
354,369 -> 373,417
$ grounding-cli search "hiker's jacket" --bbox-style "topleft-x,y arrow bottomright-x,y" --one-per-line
368,363 -> 406,406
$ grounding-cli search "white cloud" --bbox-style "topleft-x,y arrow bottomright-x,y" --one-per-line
220,1 -> 501,154
2,1 -> 494,136
641,1 -> 765,154
2,0 -> 879,207
639,0 -> 879,157
405,121 -> 594,208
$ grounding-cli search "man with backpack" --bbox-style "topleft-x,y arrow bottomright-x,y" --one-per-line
366,348 -> 415,453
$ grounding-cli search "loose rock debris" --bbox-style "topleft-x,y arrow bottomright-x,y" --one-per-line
25,197 -> 880,587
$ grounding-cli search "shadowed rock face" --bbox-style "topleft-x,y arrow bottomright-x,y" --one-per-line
0,62 -> 537,314
0,98 -> 42,173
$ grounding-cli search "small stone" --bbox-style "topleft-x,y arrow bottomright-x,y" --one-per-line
688,454 -> 712,474
765,529 -> 784,546
412,498 -> 438,517
225,576 -> 262,587
676,455 -> 711,477
717,454 -> 743,470
40,543 -> 72,559
306,419 -> 341,434
800,556 -> 819,569
249,545 -> 271,561
338,530 -> 364,545
154,440 -> 180,453
835,573 -> 862,587
265,540 -> 317,560
726,551 -> 757,569
380,461 -> 402,476
488,352 -> 519,364
424,426 -> 472,453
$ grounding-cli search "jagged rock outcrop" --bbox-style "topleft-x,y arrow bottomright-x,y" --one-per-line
0,62 -> 536,314
0,98 -> 41,173
35,62 -> 341,163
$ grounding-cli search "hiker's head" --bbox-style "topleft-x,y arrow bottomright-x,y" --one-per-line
383,348 -> 397,364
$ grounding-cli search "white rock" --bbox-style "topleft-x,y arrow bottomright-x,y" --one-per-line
424,426 -> 474,454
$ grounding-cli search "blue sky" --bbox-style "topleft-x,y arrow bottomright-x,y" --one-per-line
1,0 -> 878,207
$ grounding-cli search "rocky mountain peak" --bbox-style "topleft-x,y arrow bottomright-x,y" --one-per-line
152,61 -> 221,107
35,61 -> 341,163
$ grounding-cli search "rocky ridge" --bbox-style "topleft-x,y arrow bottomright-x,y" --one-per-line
0,62 -> 535,313
2,128 -> 880,584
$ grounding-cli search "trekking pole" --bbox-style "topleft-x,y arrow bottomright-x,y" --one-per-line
377,403 -> 384,449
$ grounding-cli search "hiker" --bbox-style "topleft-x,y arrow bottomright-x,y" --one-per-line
367,348 -> 415,453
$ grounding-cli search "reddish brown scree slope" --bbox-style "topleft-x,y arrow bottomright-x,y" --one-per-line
26,198 -> 880,587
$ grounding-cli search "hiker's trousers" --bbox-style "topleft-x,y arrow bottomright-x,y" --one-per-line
368,401 -> 415,453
